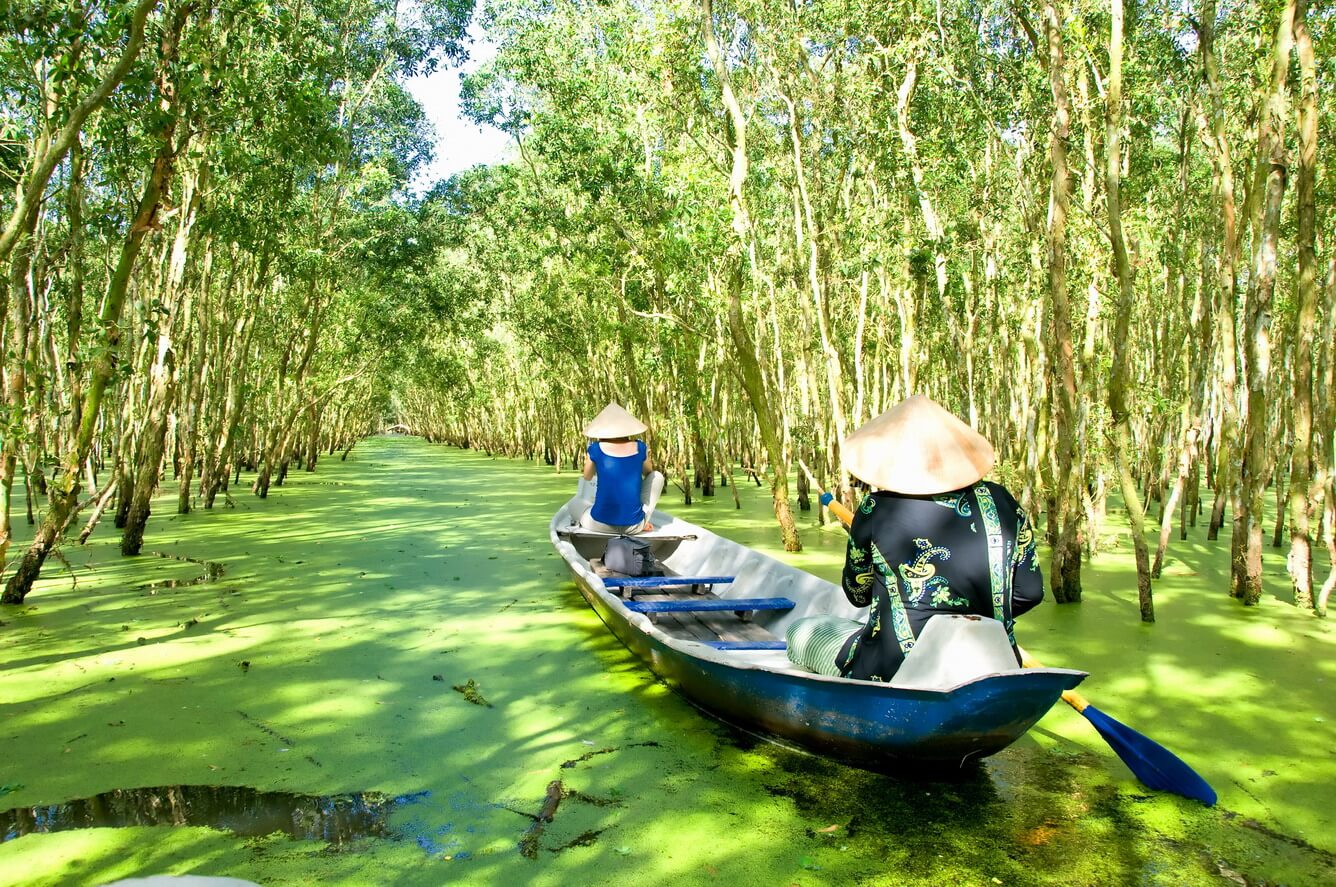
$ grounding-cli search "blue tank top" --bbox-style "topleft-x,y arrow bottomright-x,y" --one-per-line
589,440 -> 647,526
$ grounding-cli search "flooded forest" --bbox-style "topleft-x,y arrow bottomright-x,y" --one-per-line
2,0 -> 1335,885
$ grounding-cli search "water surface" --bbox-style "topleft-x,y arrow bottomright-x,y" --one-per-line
0,435 -> 1330,886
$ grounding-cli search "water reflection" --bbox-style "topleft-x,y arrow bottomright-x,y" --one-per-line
139,553 -> 225,592
1,785 -> 428,846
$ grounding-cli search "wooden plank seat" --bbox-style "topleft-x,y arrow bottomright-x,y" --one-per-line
615,591 -> 786,642
703,640 -> 788,651
601,575 -> 735,590
623,597 -> 795,620
558,526 -> 698,542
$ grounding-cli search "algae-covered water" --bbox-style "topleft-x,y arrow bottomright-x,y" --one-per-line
1,436 -> 1332,886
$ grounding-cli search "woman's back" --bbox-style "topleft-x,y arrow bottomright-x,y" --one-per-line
785,395 -> 1045,682
588,440 -> 647,526
838,483 -> 1043,681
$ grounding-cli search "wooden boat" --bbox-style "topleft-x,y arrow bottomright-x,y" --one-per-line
551,485 -> 1087,766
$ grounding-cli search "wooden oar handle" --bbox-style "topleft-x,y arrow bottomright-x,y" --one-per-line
821,494 -> 855,528
797,460 -> 854,528
1018,646 -> 1090,713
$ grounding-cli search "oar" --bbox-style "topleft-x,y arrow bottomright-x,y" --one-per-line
1017,648 -> 1216,805
796,460 -> 855,526
796,459 -> 1217,805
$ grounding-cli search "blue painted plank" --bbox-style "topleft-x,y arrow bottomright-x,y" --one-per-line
601,575 -> 735,589
703,640 -> 788,651
623,597 -> 795,614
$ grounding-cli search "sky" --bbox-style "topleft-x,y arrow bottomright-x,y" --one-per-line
405,24 -> 513,188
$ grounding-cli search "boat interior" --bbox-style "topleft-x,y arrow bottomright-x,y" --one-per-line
559,543 -> 790,658
553,488 -> 1053,689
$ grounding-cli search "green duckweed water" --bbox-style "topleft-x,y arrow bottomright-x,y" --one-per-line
1,435 -> 1332,886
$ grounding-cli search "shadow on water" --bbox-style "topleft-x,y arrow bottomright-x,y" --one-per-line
702,706 -> 1001,784
0,785 -> 428,847
3,437 -> 1331,885
559,573 -> 1330,884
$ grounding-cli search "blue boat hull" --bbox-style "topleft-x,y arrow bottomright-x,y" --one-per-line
569,567 -> 1085,766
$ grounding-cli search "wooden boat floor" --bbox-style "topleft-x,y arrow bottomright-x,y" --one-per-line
590,559 -> 781,647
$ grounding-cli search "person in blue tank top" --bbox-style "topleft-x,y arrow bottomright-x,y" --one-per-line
579,403 -> 665,534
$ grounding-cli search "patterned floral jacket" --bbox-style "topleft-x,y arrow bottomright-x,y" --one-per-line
837,482 -> 1044,682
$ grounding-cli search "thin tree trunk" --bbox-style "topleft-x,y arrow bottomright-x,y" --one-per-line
202,311 -> 254,508
1314,258 -> 1336,615
1236,0 -> 1295,605
78,482 -> 119,545
65,138 -> 87,457
1198,0 -> 1242,544
3,6 -> 190,604
123,155 -> 204,554
176,314 -> 207,513
1286,0 -> 1317,608
0,226 -> 37,569
304,405 -> 320,473
701,0 -> 799,551
1104,0 -> 1153,621
1042,0 -> 1082,603
121,329 -> 178,555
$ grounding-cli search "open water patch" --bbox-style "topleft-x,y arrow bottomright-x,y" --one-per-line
138,552 -> 225,591
1,784 -> 428,847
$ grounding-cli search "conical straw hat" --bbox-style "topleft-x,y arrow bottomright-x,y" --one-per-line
841,395 -> 995,494
582,402 -> 648,438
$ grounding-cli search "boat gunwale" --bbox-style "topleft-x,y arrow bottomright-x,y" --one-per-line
549,498 -> 1086,697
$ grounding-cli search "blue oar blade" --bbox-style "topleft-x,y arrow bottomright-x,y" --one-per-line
1082,705 -> 1217,805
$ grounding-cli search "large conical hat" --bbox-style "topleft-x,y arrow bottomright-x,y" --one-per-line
841,395 -> 994,494
582,402 -> 648,438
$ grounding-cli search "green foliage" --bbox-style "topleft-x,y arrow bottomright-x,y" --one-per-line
386,0 -> 1334,594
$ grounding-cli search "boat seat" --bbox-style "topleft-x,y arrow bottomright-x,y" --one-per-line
601,575 -> 735,590
623,597 -> 794,623
558,526 -> 699,542
702,640 -> 787,651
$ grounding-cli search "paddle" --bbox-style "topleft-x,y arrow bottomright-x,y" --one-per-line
795,459 -> 1217,805
1016,648 -> 1216,805
796,460 -> 855,526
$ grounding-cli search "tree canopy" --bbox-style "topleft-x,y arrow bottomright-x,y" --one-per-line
1,0 -> 1333,623
399,0 -> 1336,619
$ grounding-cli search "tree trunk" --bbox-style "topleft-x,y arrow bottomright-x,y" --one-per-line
304,405 -> 320,472
701,0 -> 799,551
0,227 -> 37,569
121,330 -> 177,556
1286,0 -> 1317,609
3,5 -> 190,603
1235,0 -> 1295,605
1103,0 -> 1153,621
1041,0 -> 1082,603
123,154 -> 204,553
78,482 -> 120,545
727,281 -> 800,550
1198,0 -> 1242,545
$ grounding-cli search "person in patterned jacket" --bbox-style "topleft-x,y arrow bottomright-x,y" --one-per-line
786,396 -> 1044,681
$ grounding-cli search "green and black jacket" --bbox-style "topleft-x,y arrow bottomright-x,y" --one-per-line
837,482 -> 1044,682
